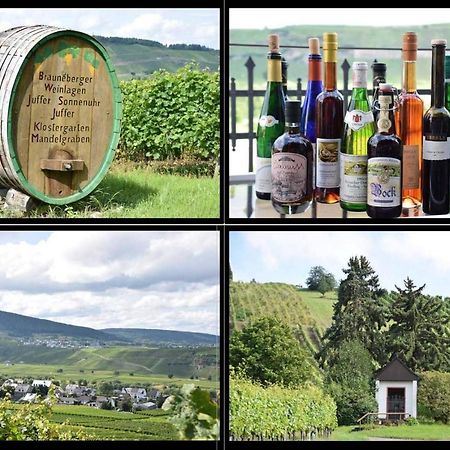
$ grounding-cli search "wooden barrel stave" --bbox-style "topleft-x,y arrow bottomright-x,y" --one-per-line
0,25 -> 121,204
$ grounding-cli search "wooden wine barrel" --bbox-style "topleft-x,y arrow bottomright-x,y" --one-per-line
0,25 -> 121,204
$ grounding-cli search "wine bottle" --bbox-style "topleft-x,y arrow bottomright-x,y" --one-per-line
397,32 -> 423,215
341,62 -> 375,212
272,100 -> 313,214
282,57 -> 289,100
315,32 -> 343,204
301,38 -> 323,143
371,62 -> 386,123
367,83 -> 403,218
423,39 -> 450,215
256,34 -> 286,200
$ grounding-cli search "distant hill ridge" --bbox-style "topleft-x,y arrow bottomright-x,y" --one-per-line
230,23 -> 450,89
0,310 -> 217,346
95,35 -> 216,52
90,35 -> 219,80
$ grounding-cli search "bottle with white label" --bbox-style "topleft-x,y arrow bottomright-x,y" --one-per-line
341,62 -> 376,212
423,39 -> 450,215
315,32 -> 343,204
272,100 -> 313,214
367,84 -> 403,218
255,34 -> 286,200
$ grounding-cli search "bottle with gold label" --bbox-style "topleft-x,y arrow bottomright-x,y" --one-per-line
397,32 -> 423,216
255,34 -> 286,200
341,62 -> 375,212
315,32 -> 343,204
367,83 -> 403,218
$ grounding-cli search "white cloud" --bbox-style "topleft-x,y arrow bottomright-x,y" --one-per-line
0,231 -> 219,334
233,230 -> 450,297
0,9 -> 219,48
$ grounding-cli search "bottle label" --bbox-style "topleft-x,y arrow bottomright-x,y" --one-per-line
340,153 -> 367,203
403,144 -> 420,189
259,115 -> 279,128
377,95 -> 391,132
344,110 -> 374,131
423,138 -> 450,160
352,68 -> 367,88
367,157 -> 401,207
316,138 -> 340,188
272,152 -> 307,202
267,59 -> 282,82
255,157 -> 272,194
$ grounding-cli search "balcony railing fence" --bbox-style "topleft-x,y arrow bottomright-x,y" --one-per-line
229,43 -> 432,174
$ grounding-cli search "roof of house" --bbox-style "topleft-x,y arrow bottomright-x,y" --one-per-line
20,393 -> 37,402
32,380 -> 52,387
58,397 -> 77,404
14,384 -> 31,392
123,387 -> 146,395
375,355 -> 419,381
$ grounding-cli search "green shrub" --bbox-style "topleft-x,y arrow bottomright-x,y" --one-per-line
0,395 -> 89,440
418,371 -> 450,423
119,64 -> 219,163
405,417 -> 419,426
162,384 -> 219,440
328,382 -> 377,426
230,376 -> 337,439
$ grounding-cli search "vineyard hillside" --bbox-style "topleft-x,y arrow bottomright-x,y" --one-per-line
229,282 -> 336,353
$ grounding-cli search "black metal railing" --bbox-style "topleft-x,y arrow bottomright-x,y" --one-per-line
230,44 -> 432,174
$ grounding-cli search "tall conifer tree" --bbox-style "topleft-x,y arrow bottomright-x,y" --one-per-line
319,255 -> 388,366
388,277 -> 450,371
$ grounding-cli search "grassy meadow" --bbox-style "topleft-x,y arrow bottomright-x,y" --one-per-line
0,161 -> 220,219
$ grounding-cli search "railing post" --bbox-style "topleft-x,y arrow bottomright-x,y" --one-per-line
245,57 -> 256,173
341,58 -> 351,111
230,77 -> 237,151
296,78 -> 302,102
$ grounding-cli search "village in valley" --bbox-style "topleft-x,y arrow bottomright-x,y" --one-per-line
1,377 -> 169,412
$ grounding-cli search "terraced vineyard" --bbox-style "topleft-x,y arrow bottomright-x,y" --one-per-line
50,405 -> 177,440
229,282 -> 337,352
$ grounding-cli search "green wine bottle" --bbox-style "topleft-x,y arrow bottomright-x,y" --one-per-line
256,34 -> 286,200
341,62 -> 375,211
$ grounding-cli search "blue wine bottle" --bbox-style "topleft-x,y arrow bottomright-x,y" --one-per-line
301,37 -> 323,143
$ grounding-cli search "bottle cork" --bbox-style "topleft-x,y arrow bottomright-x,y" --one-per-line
309,37 -> 320,55
402,32 -> 417,61
268,34 -> 280,52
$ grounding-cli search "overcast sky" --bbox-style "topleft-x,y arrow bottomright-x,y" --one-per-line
230,231 -> 450,297
230,8 -> 450,29
0,231 -> 219,335
0,8 -> 219,49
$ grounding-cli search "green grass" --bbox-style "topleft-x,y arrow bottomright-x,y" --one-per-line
230,281 -> 336,334
0,161 -> 219,219
299,289 -> 336,334
230,282 -> 338,356
100,41 -> 219,80
323,424 -> 450,441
